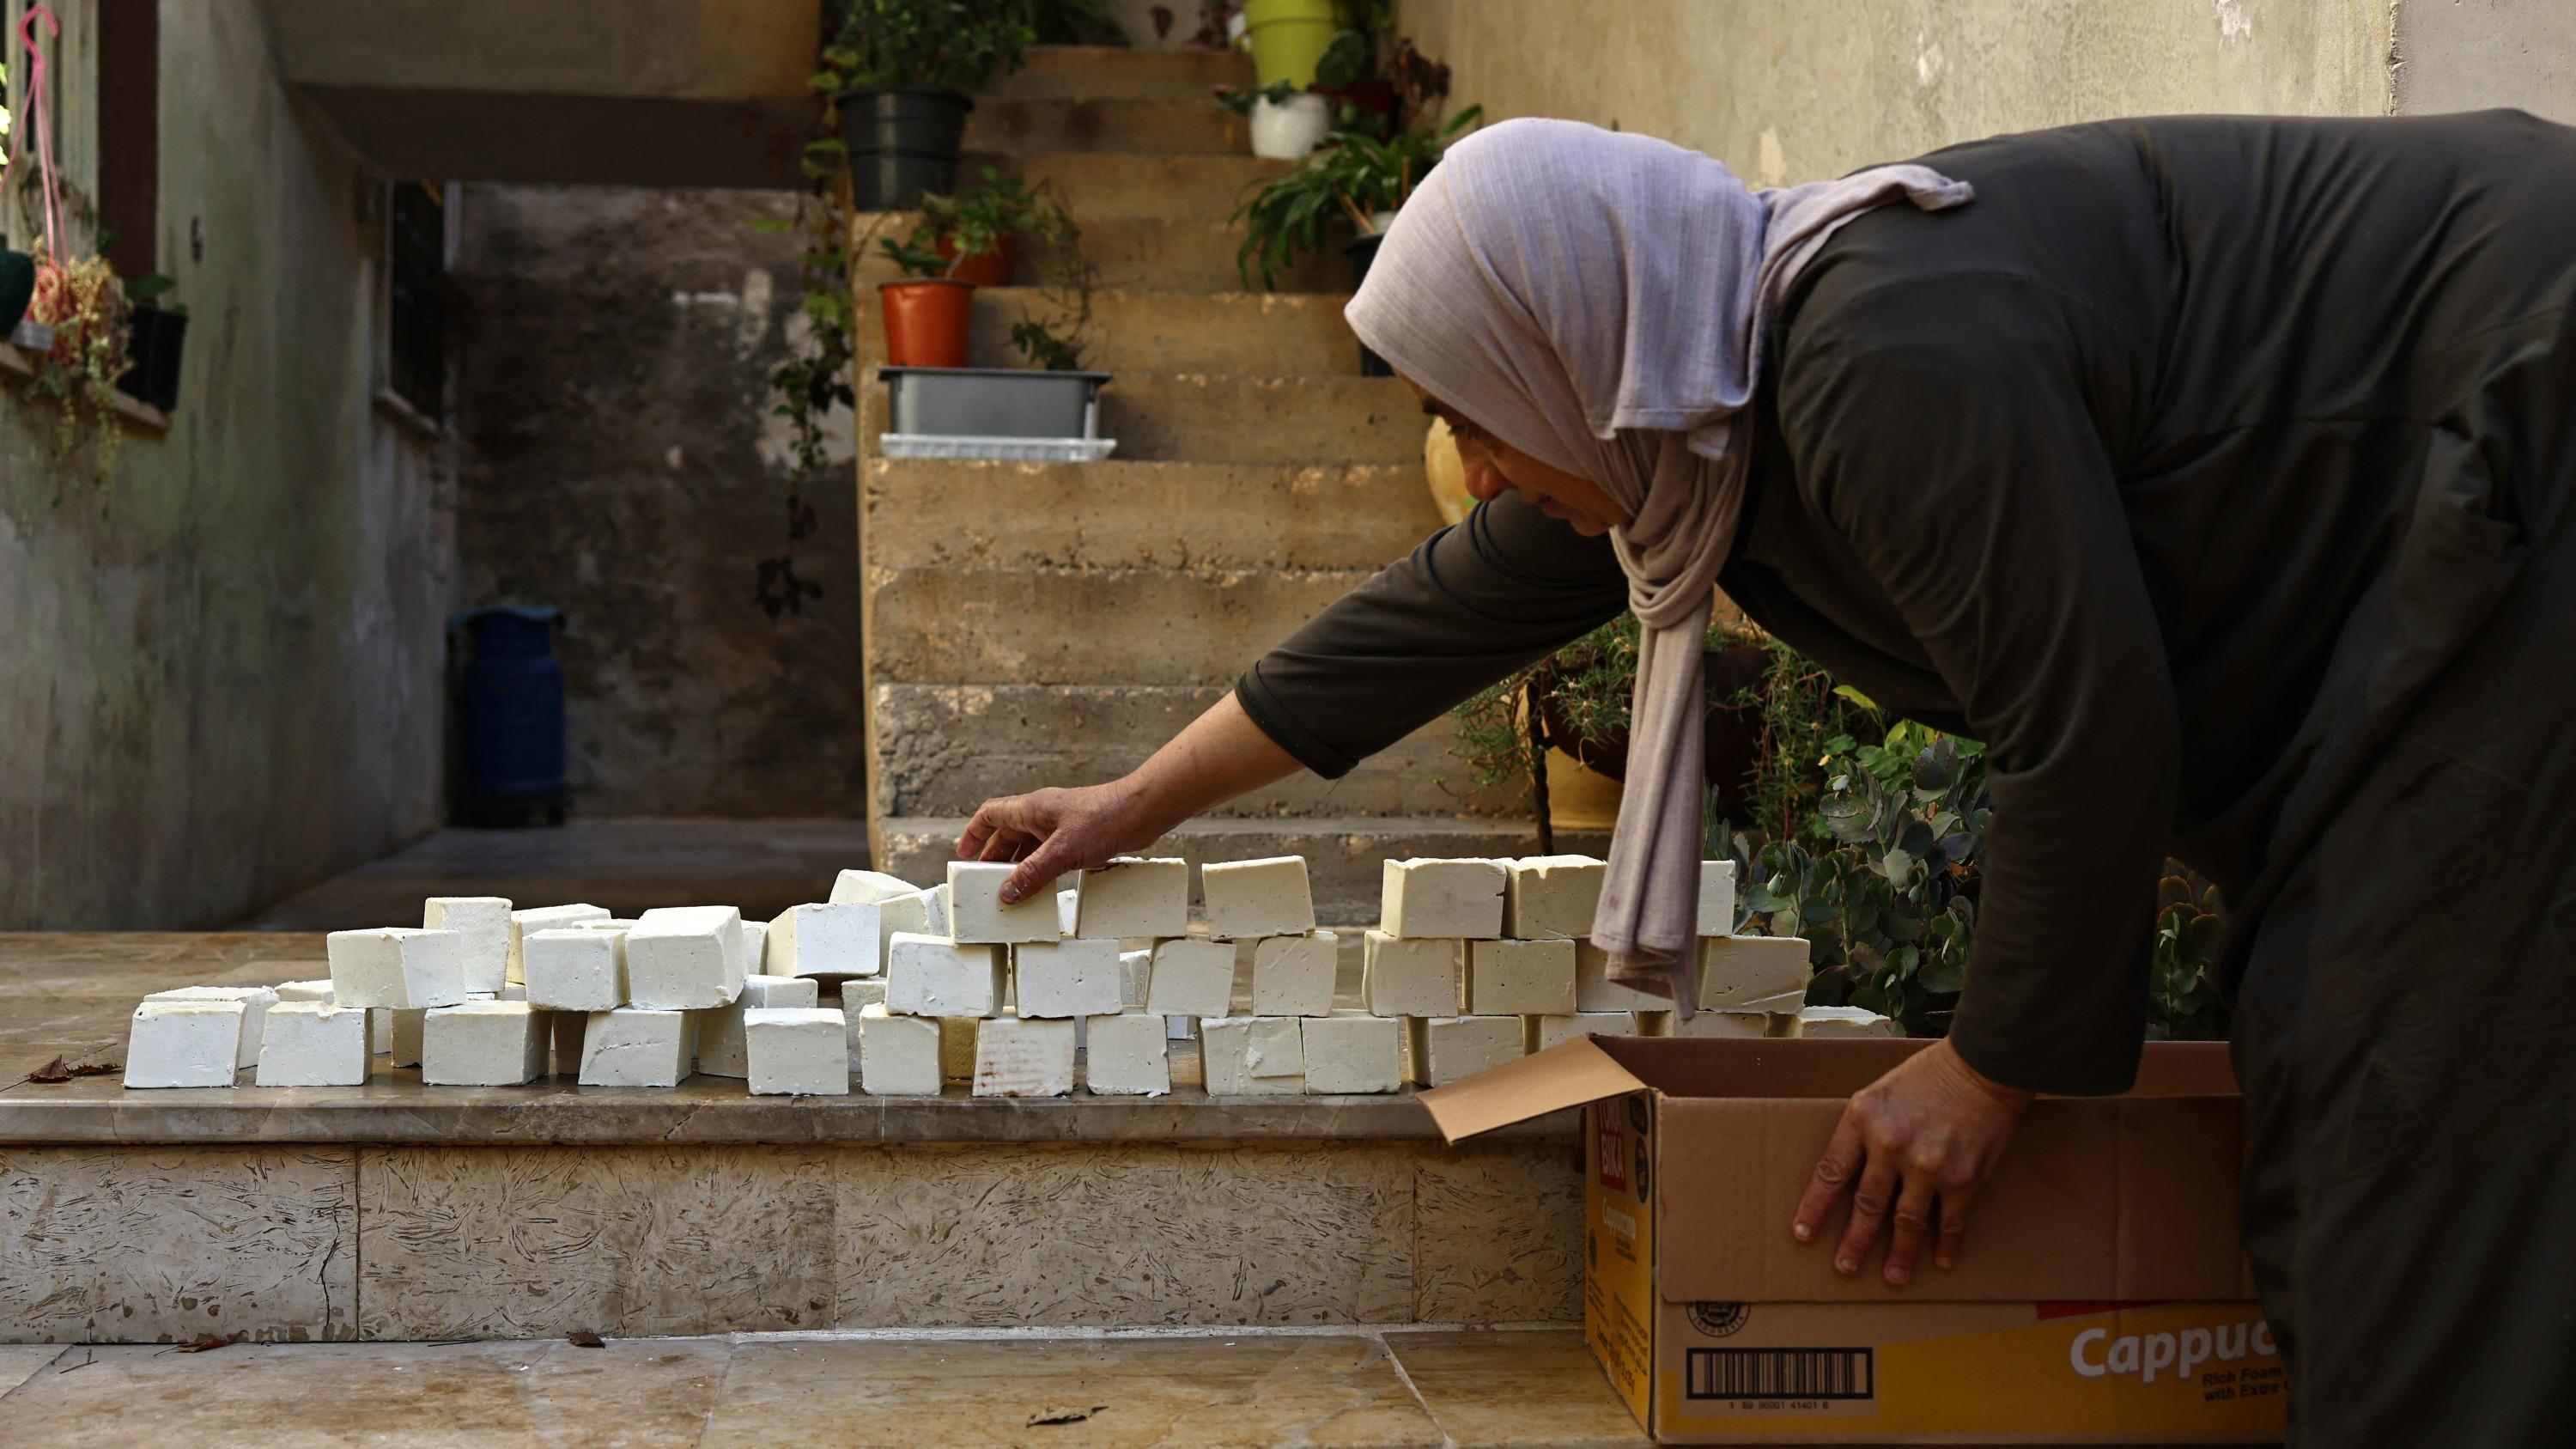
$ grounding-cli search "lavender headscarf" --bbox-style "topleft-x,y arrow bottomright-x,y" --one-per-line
1346,119 -> 1971,1012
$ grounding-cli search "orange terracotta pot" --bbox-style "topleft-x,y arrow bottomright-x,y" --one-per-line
936,234 -> 1016,288
878,277 -> 976,368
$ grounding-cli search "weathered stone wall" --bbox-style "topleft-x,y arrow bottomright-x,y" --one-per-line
1393,0 -> 2392,180
0,0 -> 453,929
450,186 -> 865,817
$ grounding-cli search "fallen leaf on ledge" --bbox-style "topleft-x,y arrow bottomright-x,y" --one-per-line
24,1057 -> 71,1083
1027,1404 -> 1107,1427
567,1330 -> 605,1348
171,1335 -> 233,1354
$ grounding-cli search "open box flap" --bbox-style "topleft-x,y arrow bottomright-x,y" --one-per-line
1419,1037 -> 1650,1142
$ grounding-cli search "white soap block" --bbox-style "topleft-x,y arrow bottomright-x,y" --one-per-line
145,986 -> 279,1069
1503,855 -> 1606,940
885,933 -> 1005,1017
328,928 -> 470,1010
1056,888 -> 1079,935
767,902 -> 884,978
1698,860 -> 1739,936
830,868 -> 920,905
1380,857 -> 1507,940
271,978 -> 335,1003
574,918 -> 638,932
389,1008 -> 426,1066
1795,1006 -> 1900,1039
423,896 -> 513,992
1250,931 -> 1338,1016
856,1003 -> 942,1095
254,1002 -> 370,1087
1697,935 -> 1812,1009
1363,931 -> 1462,1017
920,883 -> 951,935
1407,1015 -> 1528,1087
1667,1008 -> 1785,1039
369,1007 -> 394,1055
1074,857 -> 1188,939
1301,1012 -> 1403,1093
123,1000 -> 246,1088
1200,856 -> 1315,939
1576,939 -> 1671,1011
422,1000 -> 548,1085
579,1008 -> 694,1087
507,904 -> 611,983
1467,939 -> 1577,1015
1199,1015 -> 1305,1095
745,1007 -> 849,1095
972,1016 -> 1077,1097
1084,1012 -> 1172,1096
840,977 -> 890,1012
1144,938 -> 1235,1017
742,920 -> 769,973
626,905 -> 748,1009
945,861 -> 1060,944
697,975 -> 821,1078
1117,948 -> 1154,1010
1014,938 -> 1124,1019
521,928 -> 626,1012
551,1009 -> 587,1076
1526,1010 -> 1639,1054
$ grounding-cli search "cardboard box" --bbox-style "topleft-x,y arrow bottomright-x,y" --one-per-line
1421,1037 -> 2281,1444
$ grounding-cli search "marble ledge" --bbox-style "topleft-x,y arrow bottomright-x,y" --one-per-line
0,1075 -> 1576,1146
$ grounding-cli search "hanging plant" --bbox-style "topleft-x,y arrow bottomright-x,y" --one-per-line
26,250 -> 130,495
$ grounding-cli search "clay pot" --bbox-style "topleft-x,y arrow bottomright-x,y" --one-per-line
1534,643 -> 1771,820
936,234 -> 1015,289
878,278 -> 976,368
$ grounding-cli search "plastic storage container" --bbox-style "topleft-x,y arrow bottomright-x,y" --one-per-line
880,367 -> 1110,440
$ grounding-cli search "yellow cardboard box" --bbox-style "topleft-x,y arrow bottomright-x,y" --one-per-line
1425,1037 -> 2282,1444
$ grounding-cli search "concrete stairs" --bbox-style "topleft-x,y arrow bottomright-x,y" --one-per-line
860,46 -> 1548,922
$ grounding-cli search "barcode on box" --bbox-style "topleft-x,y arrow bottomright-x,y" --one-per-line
1686,1347 -> 1875,1401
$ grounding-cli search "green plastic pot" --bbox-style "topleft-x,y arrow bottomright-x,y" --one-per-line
1243,0 -> 1337,88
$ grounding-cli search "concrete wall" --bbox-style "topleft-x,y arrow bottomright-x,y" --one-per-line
449,186 -> 865,818
2392,0 -> 2576,121
0,0 -> 453,929
1392,0 -> 2392,181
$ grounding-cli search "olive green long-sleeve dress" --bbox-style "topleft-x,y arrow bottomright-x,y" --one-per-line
1234,111 -> 2576,1446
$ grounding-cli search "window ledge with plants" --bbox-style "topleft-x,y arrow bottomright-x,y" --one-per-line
0,338 -> 168,433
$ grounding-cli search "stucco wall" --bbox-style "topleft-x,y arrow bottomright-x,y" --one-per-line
0,0 -> 453,929
1392,0 -> 2392,182
2392,0 -> 2576,121
449,186 -> 866,818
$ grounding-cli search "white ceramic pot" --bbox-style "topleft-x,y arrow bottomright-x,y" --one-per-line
1249,93 -> 1333,160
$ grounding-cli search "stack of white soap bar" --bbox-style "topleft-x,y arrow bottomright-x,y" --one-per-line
255,1002 -> 370,1087
744,1006 -> 849,1095
143,986 -> 279,1069
1072,857 -> 1188,939
124,1000 -> 247,1087
625,905 -> 749,1009
422,1000 -> 549,1086
698,975 -> 820,1078
424,896 -> 513,992
507,904 -> 611,983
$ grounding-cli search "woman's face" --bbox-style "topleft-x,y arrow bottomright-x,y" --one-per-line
1406,379 -> 1631,536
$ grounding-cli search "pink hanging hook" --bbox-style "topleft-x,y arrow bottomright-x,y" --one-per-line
19,4 -> 61,264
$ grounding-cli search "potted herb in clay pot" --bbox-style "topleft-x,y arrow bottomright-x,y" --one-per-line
118,272 -> 186,413
829,0 -> 1036,210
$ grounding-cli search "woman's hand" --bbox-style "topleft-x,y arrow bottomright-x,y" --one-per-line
957,782 -> 1168,904
1791,1037 -> 2033,1286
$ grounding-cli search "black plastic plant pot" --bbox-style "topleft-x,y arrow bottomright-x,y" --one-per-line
1345,233 -> 1391,376
117,306 -> 188,412
837,86 -> 975,210
0,251 -> 33,337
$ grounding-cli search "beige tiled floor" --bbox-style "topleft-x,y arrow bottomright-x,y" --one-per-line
0,1329 -> 1649,1448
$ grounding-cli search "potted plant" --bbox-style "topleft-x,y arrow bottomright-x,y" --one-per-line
1217,79 -> 1332,161
874,167 -> 1078,363
27,250 -> 134,494
1241,0 -> 1337,88
828,0 -> 1037,210
118,272 -> 186,413
1231,105 -> 1480,291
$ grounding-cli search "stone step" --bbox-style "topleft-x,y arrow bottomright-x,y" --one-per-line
863,373 -> 1423,464
1033,215 -> 1347,294
959,149 -> 1293,222
878,816 -> 1607,927
867,563 -> 1371,687
987,44 -> 1252,101
863,459 -> 1441,573
872,683 -> 1512,819
964,95 -> 1247,155
969,288 -> 1364,376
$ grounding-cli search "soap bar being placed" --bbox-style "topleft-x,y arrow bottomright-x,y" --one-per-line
1300,1012 -> 1403,1094
1502,855 -> 1605,940
1249,930 -> 1338,1016
945,861 -> 1060,944
886,933 -> 1005,1017
123,1000 -> 247,1088
423,896 -> 513,992
1362,931 -> 1461,1017
1380,858 -> 1506,940
744,1006 -> 849,1095
1013,938 -> 1124,1019
625,906 -> 749,1010
1083,1012 -> 1172,1097
972,1016 -> 1077,1097
1074,856 -> 1189,939
329,928 -> 471,1010
1200,856 -> 1315,940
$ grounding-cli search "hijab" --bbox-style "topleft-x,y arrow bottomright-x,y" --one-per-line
1344,118 -> 1971,1012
